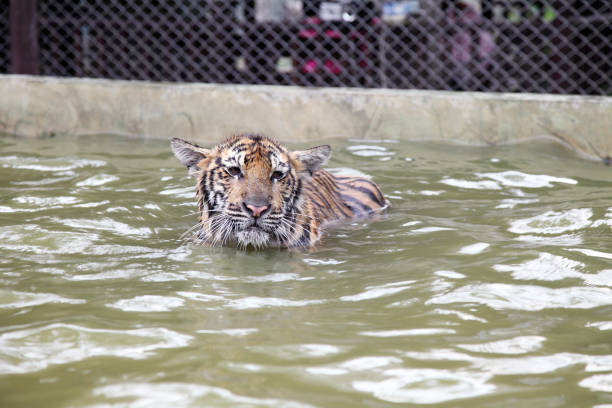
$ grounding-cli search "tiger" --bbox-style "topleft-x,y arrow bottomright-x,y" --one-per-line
171,134 -> 386,249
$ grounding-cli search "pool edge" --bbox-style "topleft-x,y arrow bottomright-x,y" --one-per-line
1,74 -> 610,163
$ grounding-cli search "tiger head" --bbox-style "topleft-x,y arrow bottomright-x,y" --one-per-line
171,134 -> 331,248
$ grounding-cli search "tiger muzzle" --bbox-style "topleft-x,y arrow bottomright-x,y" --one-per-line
242,195 -> 271,220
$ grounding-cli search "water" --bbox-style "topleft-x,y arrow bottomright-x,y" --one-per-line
1,134 -> 611,407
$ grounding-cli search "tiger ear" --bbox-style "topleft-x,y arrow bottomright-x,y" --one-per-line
291,145 -> 332,176
171,138 -> 211,177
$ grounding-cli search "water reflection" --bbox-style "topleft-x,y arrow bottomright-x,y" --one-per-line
87,382 -> 315,408
352,368 -> 496,404
0,290 -> 85,309
509,208 -> 593,235
0,135 -> 611,407
428,283 -> 612,311
457,336 -> 545,354
0,324 -> 192,374
107,295 -> 185,312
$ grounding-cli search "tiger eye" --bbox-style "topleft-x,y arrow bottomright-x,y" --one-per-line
271,171 -> 285,181
226,166 -> 241,177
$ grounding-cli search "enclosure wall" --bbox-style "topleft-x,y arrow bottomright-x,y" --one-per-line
0,75 -> 610,161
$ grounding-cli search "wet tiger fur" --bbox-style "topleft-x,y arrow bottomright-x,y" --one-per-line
171,134 -> 386,249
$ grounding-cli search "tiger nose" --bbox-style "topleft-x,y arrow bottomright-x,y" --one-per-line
244,203 -> 269,218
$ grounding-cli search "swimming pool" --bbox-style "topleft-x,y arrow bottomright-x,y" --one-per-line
1,134 -> 611,407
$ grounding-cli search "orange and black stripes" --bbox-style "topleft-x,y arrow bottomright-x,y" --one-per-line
306,171 -> 385,220
171,134 -> 386,249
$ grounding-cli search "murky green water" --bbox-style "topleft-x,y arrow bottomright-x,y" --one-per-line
1,134 -> 611,407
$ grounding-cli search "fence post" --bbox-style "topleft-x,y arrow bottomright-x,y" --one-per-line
10,0 -> 39,75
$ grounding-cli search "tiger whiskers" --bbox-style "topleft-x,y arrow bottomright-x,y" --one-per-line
276,216 -> 312,248
183,204 -> 324,250
185,214 -> 224,246
207,216 -> 232,247
179,221 -> 203,242
181,210 -> 203,217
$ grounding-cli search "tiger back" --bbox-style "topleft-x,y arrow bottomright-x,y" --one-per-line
171,134 -> 386,249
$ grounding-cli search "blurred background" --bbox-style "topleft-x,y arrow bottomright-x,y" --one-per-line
2,0 -> 610,95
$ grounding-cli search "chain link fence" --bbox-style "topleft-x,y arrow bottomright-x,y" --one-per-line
1,0 -> 611,95
0,1 -> 9,74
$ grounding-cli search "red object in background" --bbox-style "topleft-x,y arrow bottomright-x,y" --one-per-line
302,60 -> 317,73
296,2 -> 380,76
324,60 -> 342,74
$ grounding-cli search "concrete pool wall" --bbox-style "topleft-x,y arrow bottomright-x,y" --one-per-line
1,75 -> 610,162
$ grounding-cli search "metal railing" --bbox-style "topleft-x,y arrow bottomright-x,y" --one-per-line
1,1 -> 610,95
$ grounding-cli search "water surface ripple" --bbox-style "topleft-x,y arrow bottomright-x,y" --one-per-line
0,135 -> 611,407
